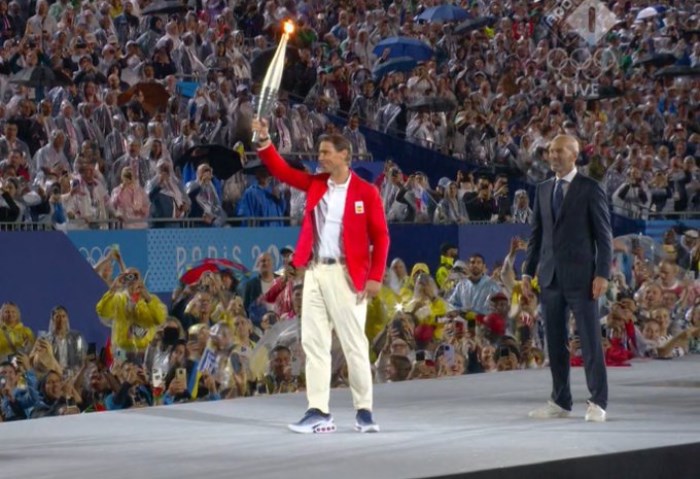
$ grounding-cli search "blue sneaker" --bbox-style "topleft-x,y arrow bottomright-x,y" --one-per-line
355,409 -> 380,433
288,409 -> 336,434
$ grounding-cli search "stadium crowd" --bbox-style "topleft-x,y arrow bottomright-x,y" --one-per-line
2,228 -> 700,421
0,0 -> 698,228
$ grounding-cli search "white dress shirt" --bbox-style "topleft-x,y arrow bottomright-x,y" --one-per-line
556,167 -> 577,198
314,174 -> 351,259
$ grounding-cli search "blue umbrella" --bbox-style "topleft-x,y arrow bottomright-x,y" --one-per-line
372,56 -> 418,80
416,5 -> 468,23
177,81 -> 200,98
373,36 -> 434,62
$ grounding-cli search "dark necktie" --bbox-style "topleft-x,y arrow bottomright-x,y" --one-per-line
552,179 -> 564,220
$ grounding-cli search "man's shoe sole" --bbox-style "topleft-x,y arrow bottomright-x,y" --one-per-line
355,423 -> 380,433
528,411 -> 571,419
288,422 -> 337,434
585,414 -> 607,423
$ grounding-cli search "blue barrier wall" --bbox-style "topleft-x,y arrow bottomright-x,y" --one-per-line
457,223 -> 531,271
12,221 -> 697,348
68,227 -> 300,294
68,224 -> 533,294
3,225 -> 539,344
645,219 -> 700,244
0,232 -> 109,344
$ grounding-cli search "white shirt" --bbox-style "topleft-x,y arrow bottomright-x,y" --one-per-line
556,167 -> 577,198
314,174 -> 351,259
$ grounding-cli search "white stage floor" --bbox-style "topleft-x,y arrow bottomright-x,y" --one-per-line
2,357 -> 699,479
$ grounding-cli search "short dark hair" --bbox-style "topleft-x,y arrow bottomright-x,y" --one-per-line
318,133 -> 353,161
470,253 -> 485,263
0,361 -> 16,371
271,344 -> 291,356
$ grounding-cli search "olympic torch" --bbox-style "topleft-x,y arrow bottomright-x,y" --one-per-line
252,20 -> 295,143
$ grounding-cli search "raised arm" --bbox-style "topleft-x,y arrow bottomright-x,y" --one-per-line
253,118 -> 313,192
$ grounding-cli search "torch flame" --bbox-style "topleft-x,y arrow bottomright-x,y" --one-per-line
283,20 -> 295,35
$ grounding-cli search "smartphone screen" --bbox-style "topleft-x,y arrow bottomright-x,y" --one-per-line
87,342 -> 97,360
230,353 -> 242,374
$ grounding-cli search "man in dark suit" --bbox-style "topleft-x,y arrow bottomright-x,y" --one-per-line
522,134 -> 612,423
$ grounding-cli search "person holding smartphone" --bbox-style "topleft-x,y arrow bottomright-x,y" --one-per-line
40,306 -> 87,378
0,355 -> 39,421
96,268 -> 167,362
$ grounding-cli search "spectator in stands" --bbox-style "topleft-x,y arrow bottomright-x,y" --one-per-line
434,181 -> 469,224
144,319 -> 185,385
243,252 -> 277,320
63,160 -> 111,229
186,163 -> 226,227
0,302 -> 34,360
0,355 -> 38,421
30,370 -> 82,418
0,177 -> 20,224
448,254 -> 502,315
41,306 -> 86,378
236,165 -> 286,227
96,268 -> 167,361
33,131 -> 70,182
208,322 -> 248,398
112,138 -> 150,189
257,344 -> 302,394
342,114 -> 368,160
612,167 -> 651,220
402,273 -> 450,340
181,291 -> 217,331
146,159 -> 188,226
0,121 -> 31,164
0,149 -> 31,182
110,166 -> 150,229
107,361 -> 152,409
511,189 -> 532,224
463,177 -> 497,222
435,243 -> 458,291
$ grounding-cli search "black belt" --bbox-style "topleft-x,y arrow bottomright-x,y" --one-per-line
316,257 -> 346,265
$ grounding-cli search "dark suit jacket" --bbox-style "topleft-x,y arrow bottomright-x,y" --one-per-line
525,173 -> 612,291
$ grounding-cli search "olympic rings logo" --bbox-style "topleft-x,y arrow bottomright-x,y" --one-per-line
79,246 -> 114,266
545,47 -> 617,83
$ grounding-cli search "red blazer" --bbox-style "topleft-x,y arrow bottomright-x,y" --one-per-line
258,144 -> 390,292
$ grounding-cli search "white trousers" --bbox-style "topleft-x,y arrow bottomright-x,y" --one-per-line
302,263 -> 372,413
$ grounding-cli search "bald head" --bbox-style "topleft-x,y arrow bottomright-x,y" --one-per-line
548,134 -> 580,177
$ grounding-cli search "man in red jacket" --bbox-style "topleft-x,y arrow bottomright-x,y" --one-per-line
253,118 -> 390,434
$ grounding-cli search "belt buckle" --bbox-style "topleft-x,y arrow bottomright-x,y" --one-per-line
317,257 -> 342,265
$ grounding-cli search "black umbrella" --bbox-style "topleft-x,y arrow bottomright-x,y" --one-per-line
250,46 -> 300,87
73,69 -> 108,85
179,144 -> 242,180
407,96 -> 458,112
632,53 -> 677,68
243,155 -> 306,176
454,16 -> 497,35
9,65 -> 73,88
142,0 -> 189,15
654,65 -> 700,79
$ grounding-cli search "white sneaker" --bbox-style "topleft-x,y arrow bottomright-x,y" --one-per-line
584,401 -> 606,423
528,400 -> 571,419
